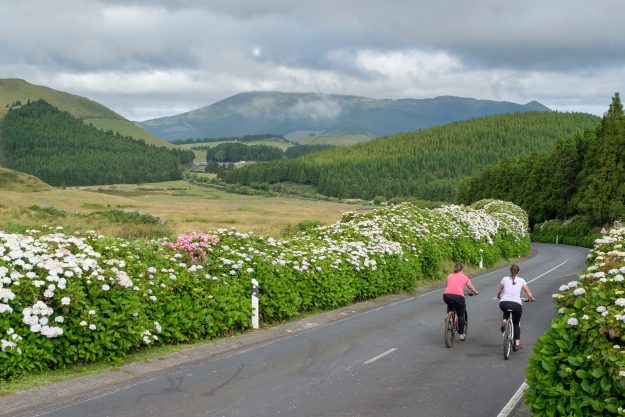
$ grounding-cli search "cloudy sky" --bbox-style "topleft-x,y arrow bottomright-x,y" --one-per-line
1,0 -> 623,121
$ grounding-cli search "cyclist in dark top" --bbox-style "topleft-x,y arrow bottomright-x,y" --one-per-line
443,263 -> 478,341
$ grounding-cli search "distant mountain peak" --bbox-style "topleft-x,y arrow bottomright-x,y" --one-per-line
138,91 -> 553,141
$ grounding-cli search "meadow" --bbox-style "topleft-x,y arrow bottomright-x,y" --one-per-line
0,179 -> 360,239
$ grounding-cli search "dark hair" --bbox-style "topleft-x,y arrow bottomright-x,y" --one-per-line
510,264 -> 520,285
454,263 -> 464,273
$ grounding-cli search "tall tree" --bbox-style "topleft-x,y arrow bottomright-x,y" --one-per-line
575,93 -> 625,223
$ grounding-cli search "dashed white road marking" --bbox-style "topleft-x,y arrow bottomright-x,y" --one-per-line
527,260 -> 568,284
364,348 -> 397,364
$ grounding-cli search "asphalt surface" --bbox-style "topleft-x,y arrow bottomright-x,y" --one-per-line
0,243 -> 588,417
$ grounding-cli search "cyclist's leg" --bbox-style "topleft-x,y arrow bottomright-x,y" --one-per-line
455,297 -> 467,336
511,304 -> 523,342
499,301 -> 511,331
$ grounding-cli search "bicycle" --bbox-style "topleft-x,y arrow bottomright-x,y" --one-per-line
502,297 -> 533,359
444,293 -> 475,348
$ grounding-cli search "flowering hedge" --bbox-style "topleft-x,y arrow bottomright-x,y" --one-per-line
0,199 -> 529,380
526,227 -> 625,416
531,216 -> 599,248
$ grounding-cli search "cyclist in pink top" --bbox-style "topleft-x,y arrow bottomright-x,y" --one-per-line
443,263 -> 478,341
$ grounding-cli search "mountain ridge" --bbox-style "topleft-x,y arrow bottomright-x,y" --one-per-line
138,91 -> 551,141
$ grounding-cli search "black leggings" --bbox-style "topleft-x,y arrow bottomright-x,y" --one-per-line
444,294 -> 467,334
499,301 -> 523,341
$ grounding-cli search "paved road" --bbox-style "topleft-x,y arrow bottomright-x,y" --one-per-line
2,243 -> 588,417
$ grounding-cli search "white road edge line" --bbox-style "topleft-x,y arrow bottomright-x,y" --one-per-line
364,348 -> 397,364
497,381 -> 528,417
527,259 -> 568,284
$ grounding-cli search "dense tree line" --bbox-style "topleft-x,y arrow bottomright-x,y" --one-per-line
0,100 -> 183,186
217,112 -> 599,201
459,94 -> 625,226
202,142 -> 284,163
173,133 -> 287,145
169,148 -> 195,165
203,143 -> 335,173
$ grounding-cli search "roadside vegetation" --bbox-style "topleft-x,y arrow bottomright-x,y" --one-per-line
526,227 -> 625,416
0,199 -> 529,380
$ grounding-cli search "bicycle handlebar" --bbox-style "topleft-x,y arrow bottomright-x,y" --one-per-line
494,296 -> 535,302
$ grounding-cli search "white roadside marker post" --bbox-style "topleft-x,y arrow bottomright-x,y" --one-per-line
251,278 -> 259,329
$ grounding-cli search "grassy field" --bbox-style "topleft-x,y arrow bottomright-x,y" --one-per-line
178,138 -> 294,151
0,179 -> 360,239
296,134 -> 372,146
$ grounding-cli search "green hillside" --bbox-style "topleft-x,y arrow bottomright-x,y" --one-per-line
0,167 -> 52,192
0,100 -> 182,186
0,78 -> 172,148
218,111 -> 600,201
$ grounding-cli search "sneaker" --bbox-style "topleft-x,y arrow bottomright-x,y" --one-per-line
459,334 -> 466,341
513,343 -> 523,351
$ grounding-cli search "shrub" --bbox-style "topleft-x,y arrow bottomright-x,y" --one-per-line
525,228 -> 625,416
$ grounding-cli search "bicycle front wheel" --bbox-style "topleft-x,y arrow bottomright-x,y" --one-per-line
503,320 -> 513,359
444,312 -> 454,348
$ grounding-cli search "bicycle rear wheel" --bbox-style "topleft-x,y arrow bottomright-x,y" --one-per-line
444,312 -> 454,348
503,319 -> 513,359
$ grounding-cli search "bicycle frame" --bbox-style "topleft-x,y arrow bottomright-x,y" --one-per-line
444,292 -> 474,348
501,297 -> 531,359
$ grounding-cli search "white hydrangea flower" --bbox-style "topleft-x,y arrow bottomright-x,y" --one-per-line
567,317 -> 579,326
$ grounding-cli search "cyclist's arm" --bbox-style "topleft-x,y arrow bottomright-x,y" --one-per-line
467,281 -> 478,295
496,283 -> 503,299
522,284 -> 535,301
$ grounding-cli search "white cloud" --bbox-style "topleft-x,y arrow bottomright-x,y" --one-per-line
354,50 -> 463,81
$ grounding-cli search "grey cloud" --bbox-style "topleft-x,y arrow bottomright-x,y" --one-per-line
0,0 -> 623,120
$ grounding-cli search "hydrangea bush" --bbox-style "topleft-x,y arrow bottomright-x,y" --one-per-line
526,227 -> 625,416
0,199 -> 529,380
